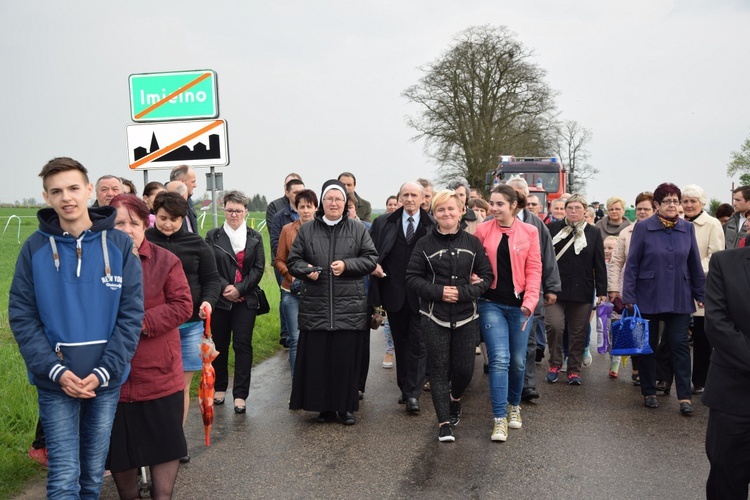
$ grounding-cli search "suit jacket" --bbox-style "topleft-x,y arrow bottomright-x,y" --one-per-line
702,247 -> 750,415
354,191 -> 372,222
368,207 -> 434,311
183,196 -> 199,234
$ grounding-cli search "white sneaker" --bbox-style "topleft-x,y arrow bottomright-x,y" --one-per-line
491,417 -> 508,442
507,405 -> 522,429
583,347 -> 593,367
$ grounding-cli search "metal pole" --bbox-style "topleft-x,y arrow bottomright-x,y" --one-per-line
211,166 -> 218,228
142,169 -> 149,186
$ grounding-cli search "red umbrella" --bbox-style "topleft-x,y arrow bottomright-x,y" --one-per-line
198,308 -> 219,446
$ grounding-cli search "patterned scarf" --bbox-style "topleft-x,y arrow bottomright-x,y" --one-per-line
657,214 -> 678,229
551,218 -> 588,255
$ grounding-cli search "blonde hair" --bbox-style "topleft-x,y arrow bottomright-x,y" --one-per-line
606,196 -> 626,210
431,189 -> 465,215
565,193 -> 588,209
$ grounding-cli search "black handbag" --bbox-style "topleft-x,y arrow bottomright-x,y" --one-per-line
255,287 -> 270,315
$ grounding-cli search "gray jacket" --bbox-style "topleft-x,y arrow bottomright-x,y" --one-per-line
724,212 -> 747,249
519,209 -> 562,311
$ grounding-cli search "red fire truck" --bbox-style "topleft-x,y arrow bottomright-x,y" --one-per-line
488,156 -> 568,215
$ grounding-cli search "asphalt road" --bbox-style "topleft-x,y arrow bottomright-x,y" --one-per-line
17,329 -> 711,499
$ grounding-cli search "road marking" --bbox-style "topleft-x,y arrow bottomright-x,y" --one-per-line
134,72 -> 212,120
128,119 -> 224,169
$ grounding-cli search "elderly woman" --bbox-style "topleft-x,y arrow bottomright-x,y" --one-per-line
274,189 -> 318,376
287,180 -> 377,425
654,185 -> 724,395
468,197 -> 490,223
607,191 -> 654,383
622,183 -> 705,415
145,192 -> 221,460
595,196 -> 631,240
546,194 -> 607,386
108,195 -> 193,499
406,190 -> 492,442
205,191 -> 265,414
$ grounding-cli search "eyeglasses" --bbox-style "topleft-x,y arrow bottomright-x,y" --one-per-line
659,199 -> 680,206
224,209 -> 245,215
323,197 -> 345,204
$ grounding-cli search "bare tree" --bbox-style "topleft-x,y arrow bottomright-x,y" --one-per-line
553,120 -> 597,194
403,25 -> 558,188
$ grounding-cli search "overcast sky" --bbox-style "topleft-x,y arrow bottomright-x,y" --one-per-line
2,1 -> 749,211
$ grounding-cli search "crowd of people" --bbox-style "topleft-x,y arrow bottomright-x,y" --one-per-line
8,158 -> 750,498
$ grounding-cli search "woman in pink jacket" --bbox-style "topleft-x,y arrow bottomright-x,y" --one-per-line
475,185 -> 542,442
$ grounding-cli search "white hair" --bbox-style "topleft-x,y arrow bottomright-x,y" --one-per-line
506,175 -> 529,195
681,184 -> 707,207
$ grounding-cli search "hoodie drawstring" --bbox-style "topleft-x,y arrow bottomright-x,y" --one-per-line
50,230 -> 111,279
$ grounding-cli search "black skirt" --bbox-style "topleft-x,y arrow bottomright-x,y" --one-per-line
107,390 -> 187,472
290,329 -> 363,413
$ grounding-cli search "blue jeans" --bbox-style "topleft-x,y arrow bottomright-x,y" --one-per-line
479,300 -> 533,418
280,290 -> 300,376
38,387 -> 120,499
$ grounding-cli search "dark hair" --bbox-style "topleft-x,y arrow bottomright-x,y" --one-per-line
634,191 -> 654,208
515,190 -> 527,209
386,195 -> 398,204
337,172 -> 356,184
715,202 -> 734,219
169,164 -> 191,182
39,157 -> 89,190
653,183 -> 681,204
110,194 -> 150,227
732,185 -> 750,202
294,189 -> 318,208
143,181 -> 165,197
491,184 -> 518,205
347,192 -> 358,207
153,191 -> 188,218
120,178 -> 137,196
285,178 -> 305,192
467,197 -> 489,211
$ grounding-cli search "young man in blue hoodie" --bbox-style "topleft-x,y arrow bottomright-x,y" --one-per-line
9,157 -> 144,499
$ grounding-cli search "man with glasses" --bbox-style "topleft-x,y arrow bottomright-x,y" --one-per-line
527,195 -> 542,216
369,182 -> 434,414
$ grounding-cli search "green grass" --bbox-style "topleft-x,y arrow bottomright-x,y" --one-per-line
0,208 -> 282,497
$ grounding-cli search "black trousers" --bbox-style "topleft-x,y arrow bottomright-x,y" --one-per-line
386,303 -> 427,400
422,318 -> 477,423
212,304 -> 257,401
358,328 -> 370,393
706,408 -> 750,500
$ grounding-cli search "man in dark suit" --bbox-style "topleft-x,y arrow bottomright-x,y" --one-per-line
703,247 -> 750,499
170,165 -> 199,233
338,172 -> 372,222
369,181 -> 434,413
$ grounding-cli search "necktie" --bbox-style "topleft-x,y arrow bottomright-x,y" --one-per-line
406,216 -> 415,243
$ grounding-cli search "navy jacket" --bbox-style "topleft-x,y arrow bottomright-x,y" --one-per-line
9,207 -> 144,392
622,215 -> 705,315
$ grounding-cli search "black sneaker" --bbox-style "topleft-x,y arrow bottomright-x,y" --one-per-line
449,399 -> 461,427
438,423 -> 455,442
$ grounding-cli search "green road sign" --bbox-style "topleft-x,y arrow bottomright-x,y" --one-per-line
129,70 -> 218,122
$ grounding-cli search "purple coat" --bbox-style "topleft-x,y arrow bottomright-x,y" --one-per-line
622,215 -> 705,315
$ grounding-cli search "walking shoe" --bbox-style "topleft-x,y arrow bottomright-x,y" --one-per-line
546,366 -> 561,383
449,399 -> 461,427
679,401 -> 694,415
632,373 -> 641,386
521,388 -> 540,402
567,373 -> 581,386
507,405 -> 522,429
691,386 -> 704,395
438,423 -> 455,442
491,417 -> 508,442
644,396 -> 659,409
560,358 -> 568,372
583,347 -> 593,367
28,446 -> 48,468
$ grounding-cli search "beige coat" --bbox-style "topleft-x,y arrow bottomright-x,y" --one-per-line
691,211 -> 725,317
607,223 -> 635,294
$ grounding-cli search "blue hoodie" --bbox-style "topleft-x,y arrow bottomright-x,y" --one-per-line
9,206 -> 144,393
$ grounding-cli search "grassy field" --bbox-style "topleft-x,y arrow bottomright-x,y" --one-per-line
0,208 -> 282,498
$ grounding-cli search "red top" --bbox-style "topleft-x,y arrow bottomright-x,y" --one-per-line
119,239 -> 193,402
